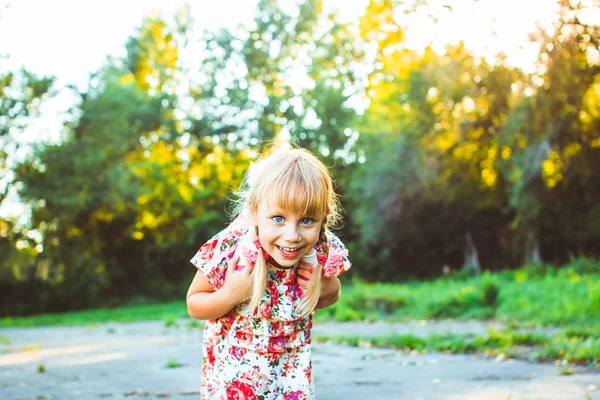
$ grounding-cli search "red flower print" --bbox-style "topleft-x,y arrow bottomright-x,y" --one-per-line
304,366 -> 312,382
225,380 -> 257,400
269,320 -> 283,334
268,335 -> 285,353
267,281 -> 279,305
283,390 -> 306,400
276,269 -> 288,280
235,331 -> 252,345
229,346 -> 247,361
258,300 -> 272,318
240,244 -> 258,264
323,248 -> 348,277
205,343 -> 216,365
198,239 -> 218,260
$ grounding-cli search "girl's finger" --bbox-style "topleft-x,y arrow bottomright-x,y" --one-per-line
298,260 -> 316,269
228,256 -> 241,271
244,261 -> 255,274
297,263 -> 315,275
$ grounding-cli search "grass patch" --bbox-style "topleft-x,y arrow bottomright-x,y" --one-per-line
559,367 -> 574,375
2,258 -> 599,340
164,358 -> 184,368
164,315 -> 179,328
315,328 -> 600,366
533,335 -> 600,366
0,301 -> 189,328
317,261 -> 600,327
0,336 -> 11,344
187,320 -> 203,329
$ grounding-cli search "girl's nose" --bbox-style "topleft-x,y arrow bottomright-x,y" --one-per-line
283,226 -> 301,242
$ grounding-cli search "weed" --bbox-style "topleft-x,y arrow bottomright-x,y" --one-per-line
164,358 -> 183,368
164,316 -> 178,328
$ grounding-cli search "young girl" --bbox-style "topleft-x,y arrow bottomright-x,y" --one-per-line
187,147 -> 351,400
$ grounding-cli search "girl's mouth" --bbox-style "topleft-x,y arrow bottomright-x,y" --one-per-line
276,246 -> 303,259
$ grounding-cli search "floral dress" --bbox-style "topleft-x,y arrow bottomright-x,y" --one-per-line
190,213 -> 351,400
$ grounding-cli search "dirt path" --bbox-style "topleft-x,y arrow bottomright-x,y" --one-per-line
0,320 -> 598,400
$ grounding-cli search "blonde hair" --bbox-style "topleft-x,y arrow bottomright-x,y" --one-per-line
234,146 -> 340,316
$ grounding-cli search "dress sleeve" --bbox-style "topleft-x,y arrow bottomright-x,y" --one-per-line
320,231 -> 352,278
190,232 -> 237,290
190,213 -> 253,289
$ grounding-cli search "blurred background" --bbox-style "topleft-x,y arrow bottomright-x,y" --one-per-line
1,0 -> 599,319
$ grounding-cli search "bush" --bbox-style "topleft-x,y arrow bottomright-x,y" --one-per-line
426,280 -> 498,319
482,280 -> 499,306
569,256 -> 600,274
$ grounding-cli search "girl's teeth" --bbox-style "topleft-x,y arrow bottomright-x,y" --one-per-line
278,246 -> 301,259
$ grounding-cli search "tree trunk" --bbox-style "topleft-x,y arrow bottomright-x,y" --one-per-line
463,231 -> 481,273
525,230 -> 543,264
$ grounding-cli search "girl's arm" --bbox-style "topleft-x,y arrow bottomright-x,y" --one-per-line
186,256 -> 254,320
315,274 -> 341,309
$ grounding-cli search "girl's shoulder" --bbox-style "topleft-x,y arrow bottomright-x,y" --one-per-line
190,213 -> 252,289
315,230 -> 352,278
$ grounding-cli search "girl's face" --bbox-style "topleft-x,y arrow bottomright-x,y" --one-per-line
253,202 -> 323,268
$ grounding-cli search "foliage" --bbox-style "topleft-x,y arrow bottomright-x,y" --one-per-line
0,0 -> 599,314
0,68 -> 54,202
316,328 -> 600,366
0,300 -> 188,328
317,258 -> 600,327
347,0 -> 600,279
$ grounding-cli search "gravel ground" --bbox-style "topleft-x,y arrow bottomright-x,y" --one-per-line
0,320 -> 598,400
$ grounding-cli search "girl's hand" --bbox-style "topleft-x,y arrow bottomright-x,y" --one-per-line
296,260 -> 319,291
222,255 -> 255,305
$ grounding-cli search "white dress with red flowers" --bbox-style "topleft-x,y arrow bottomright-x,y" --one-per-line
190,214 -> 351,400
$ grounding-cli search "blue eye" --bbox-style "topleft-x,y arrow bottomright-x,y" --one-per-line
300,218 -> 313,225
272,216 -> 284,223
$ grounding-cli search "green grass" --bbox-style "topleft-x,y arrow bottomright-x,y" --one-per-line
315,328 -> 600,366
164,358 -> 184,368
2,265 -> 599,330
2,265 -> 600,329
315,261 -> 600,327
0,301 -> 189,328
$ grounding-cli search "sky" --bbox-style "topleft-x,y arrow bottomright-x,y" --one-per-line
0,0 -> 562,219
0,0 -> 560,88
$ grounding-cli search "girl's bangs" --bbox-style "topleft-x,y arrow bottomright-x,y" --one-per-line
263,167 -> 327,218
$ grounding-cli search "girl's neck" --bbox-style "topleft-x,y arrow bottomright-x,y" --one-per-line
267,257 -> 296,270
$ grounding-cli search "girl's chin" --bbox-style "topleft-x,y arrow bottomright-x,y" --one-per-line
272,255 -> 300,267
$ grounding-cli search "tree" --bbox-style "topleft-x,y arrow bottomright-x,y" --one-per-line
505,0 -> 600,262
351,1 -> 527,278
0,70 -> 54,206
12,12 -> 251,312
